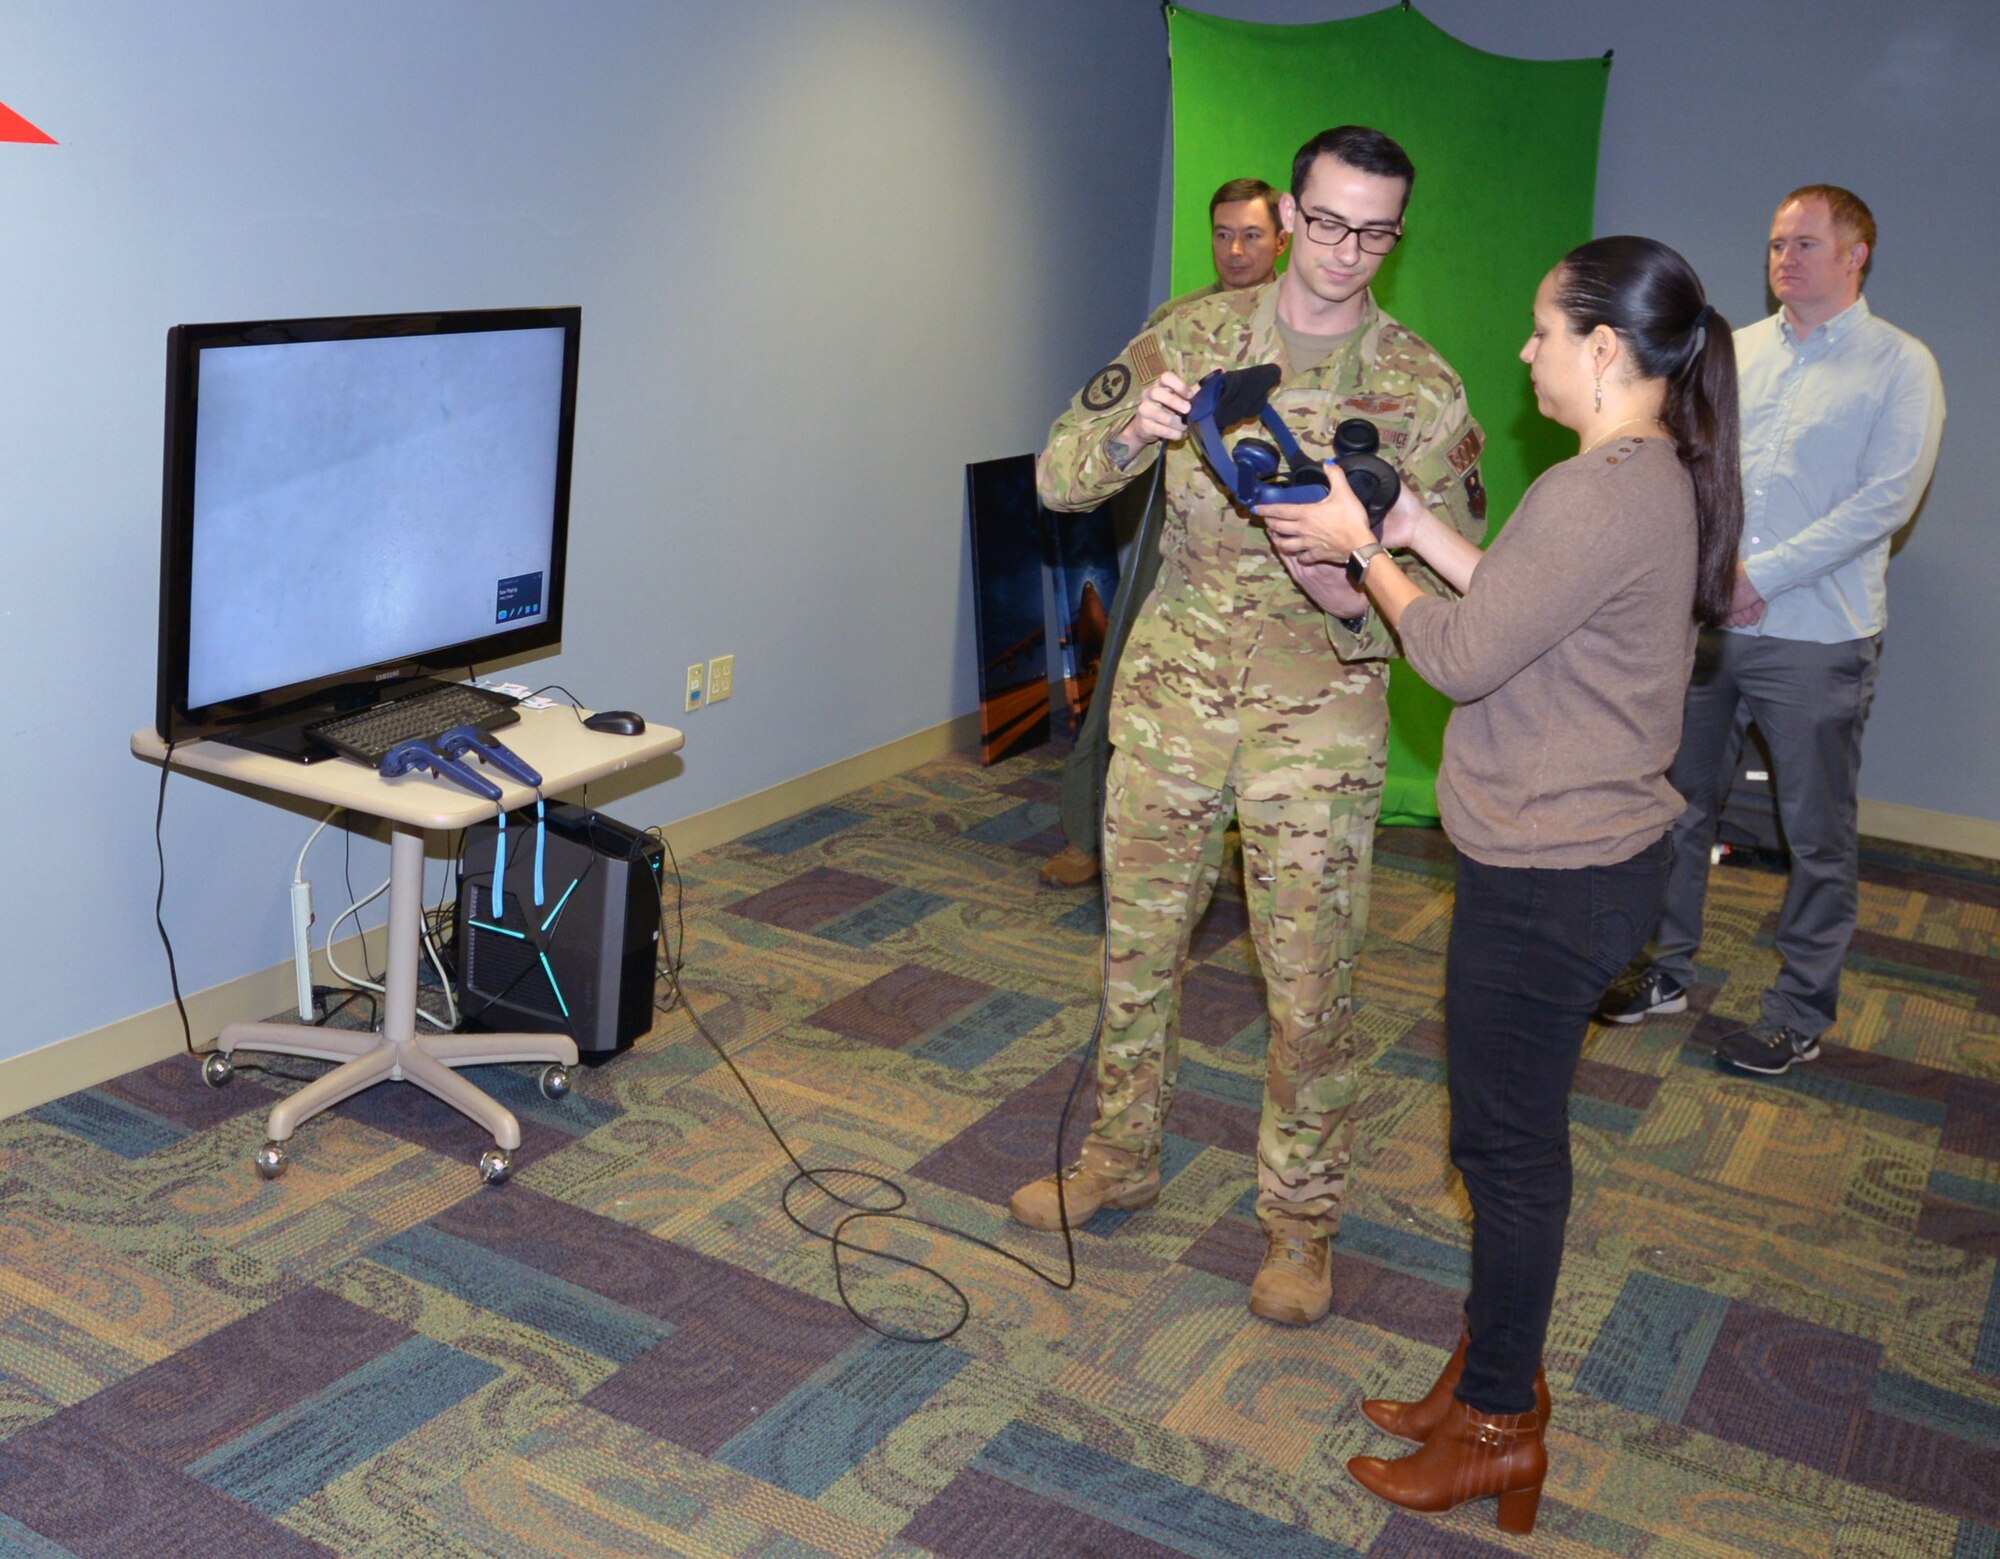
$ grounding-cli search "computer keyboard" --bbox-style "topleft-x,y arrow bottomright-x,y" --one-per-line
308,683 -> 521,765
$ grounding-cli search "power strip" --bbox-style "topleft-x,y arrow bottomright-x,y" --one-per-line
290,879 -> 315,1020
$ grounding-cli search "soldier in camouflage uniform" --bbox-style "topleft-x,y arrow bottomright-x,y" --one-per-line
1044,176 -> 1291,888
1010,128 -> 1486,1327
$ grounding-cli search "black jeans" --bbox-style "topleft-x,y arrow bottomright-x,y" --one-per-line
1446,836 -> 1669,1415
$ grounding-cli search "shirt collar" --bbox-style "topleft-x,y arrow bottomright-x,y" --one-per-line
1779,294 -> 1872,352
1255,281 -> 1375,342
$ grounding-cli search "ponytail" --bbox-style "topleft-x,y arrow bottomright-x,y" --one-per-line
1663,306 -> 1743,626
1553,236 -> 1744,627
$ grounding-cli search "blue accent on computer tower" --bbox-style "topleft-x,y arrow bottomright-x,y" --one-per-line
453,802 -> 662,1062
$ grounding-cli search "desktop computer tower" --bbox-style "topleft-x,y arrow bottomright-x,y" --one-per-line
453,802 -> 663,1063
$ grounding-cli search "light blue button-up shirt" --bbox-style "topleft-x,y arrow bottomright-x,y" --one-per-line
1733,296 -> 1945,643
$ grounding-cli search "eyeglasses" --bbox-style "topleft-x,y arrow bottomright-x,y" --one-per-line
1298,211 -> 1403,255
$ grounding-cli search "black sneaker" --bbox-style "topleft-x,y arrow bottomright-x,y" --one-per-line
1714,1021 -> 1822,1076
1598,968 -> 1687,1024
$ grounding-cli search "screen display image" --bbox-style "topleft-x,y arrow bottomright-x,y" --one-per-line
186,327 -> 565,709
156,307 -> 580,749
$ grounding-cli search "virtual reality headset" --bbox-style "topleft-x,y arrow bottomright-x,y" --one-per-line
1184,364 -> 1400,528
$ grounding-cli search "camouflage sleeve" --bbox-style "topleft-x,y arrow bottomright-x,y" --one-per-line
1037,324 -> 1176,513
1321,358 -> 1484,662
1402,377 -> 1487,548
1324,597 -> 1397,664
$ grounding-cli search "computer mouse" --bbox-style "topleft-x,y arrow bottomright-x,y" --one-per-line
583,709 -> 646,736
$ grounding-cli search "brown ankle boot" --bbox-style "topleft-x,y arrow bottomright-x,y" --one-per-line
1007,1160 -> 1158,1230
1347,1397 -> 1547,1534
1361,1335 -> 1552,1443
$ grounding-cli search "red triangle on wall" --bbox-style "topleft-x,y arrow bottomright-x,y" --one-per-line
0,100 -> 57,145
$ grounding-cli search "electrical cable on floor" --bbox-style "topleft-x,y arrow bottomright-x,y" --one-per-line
640,825 -> 1109,1343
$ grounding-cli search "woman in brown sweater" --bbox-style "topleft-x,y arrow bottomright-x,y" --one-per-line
1260,236 -> 1742,1534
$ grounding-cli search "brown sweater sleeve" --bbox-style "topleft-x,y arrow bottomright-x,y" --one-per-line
1397,458 -> 1655,702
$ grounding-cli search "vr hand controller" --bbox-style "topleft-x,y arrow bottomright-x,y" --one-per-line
378,738 -> 503,801
436,725 -> 544,788
1185,365 -> 1401,535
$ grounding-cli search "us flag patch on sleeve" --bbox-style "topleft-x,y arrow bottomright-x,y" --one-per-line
1128,333 -> 1167,387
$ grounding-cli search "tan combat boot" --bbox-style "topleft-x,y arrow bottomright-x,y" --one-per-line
1007,1159 -> 1158,1230
1248,1216 -> 1332,1324
1038,844 -> 1101,888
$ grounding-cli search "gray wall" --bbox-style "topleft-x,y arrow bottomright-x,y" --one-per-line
0,1 -> 1166,1060
1160,0 -> 1997,826
3,1 -> 1991,1066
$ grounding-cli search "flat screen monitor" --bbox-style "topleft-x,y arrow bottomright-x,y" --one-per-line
154,305 -> 581,754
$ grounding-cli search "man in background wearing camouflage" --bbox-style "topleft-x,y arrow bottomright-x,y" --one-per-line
1043,176 -> 1289,889
1009,127 -> 1485,1326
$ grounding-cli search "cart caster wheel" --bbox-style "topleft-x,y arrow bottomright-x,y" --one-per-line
254,1140 -> 289,1179
538,1064 -> 572,1101
201,1052 -> 234,1089
479,1148 -> 512,1185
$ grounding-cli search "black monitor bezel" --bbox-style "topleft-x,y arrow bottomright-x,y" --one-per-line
154,304 -> 581,747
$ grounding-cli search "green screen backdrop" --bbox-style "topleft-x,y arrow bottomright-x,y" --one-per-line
1168,4 -> 1608,822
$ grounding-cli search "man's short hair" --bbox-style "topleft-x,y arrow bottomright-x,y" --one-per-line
1290,126 -> 1416,208
1209,177 -> 1281,228
1782,183 -> 1876,277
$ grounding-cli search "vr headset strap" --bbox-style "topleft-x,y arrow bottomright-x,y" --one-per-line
1258,406 -> 1321,479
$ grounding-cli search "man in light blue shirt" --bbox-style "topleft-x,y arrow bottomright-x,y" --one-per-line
1602,184 -> 1945,1076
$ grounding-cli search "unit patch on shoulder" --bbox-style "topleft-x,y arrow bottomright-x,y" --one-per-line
1445,428 -> 1483,476
1127,333 -> 1167,387
1081,362 -> 1132,412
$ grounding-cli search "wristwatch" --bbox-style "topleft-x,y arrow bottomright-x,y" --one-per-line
1345,541 -> 1388,586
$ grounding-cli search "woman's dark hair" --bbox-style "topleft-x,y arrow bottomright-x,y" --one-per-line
1553,236 -> 1743,626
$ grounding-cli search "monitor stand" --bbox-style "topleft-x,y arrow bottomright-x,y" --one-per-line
218,722 -> 339,763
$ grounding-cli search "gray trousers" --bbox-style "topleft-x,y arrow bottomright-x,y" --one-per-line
1653,628 -> 1881,1037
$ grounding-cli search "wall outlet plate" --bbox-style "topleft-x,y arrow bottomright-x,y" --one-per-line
685,663 -> 705,711
707,653 -> 734,703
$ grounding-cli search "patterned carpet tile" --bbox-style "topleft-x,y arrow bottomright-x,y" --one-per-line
2,744 -> 1998,1556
